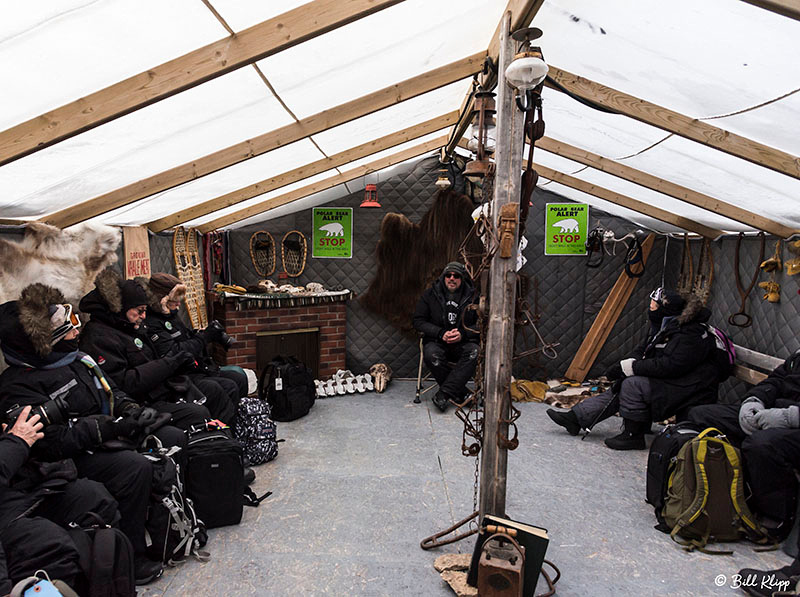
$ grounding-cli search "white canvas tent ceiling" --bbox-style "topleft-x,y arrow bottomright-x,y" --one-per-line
0,0 -> 798,237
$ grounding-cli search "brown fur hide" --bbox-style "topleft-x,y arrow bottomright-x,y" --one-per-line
361,189 -> 483,333
0,222 -> 121,306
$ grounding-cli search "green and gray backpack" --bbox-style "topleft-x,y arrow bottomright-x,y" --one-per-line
663,427 -> 770,554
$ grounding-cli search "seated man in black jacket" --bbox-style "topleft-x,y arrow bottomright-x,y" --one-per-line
78,268 -> 230,429
413,262 -> 479,412
143,272 -> 245,416
688,349 -> 800,543
548,288 -> 722,450
0,405 -> 118,593
0,284 -> 170,584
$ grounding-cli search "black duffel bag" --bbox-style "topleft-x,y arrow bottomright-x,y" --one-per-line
257,356 -> 316,422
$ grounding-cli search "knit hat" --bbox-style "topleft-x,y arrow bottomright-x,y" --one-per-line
148,273 -> 183,300
442,262 -> 468,279
651,287 -> 686,315
120,279 -> 148,312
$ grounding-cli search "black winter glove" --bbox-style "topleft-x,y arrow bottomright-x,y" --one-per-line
93,415 -> 138,442
167,350 -> 196,371
605,363 -> 624,381
135,407 -> 159,428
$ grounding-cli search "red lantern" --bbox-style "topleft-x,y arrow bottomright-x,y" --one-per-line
360,183 -> 381,208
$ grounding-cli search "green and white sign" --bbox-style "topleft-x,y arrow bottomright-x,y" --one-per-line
312,207 -> 353,258
545,203 -> 589,255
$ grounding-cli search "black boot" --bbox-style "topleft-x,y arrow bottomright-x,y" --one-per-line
604,419 -> 648,450
432,390 -> 449,413
134,557 -> 164,586
736,562 -> 800,597
546,409 -> 581,436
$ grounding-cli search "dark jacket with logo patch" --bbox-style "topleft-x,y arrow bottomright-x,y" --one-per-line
413,274 -> 479,346
746,349 -> 800,409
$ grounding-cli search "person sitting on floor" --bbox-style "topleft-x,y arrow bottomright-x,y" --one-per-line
143,272 -> 246,413
688,346 -> 800,543
412,262 -> 479,412
77,268 -> 230,429
548,287 -> 722,450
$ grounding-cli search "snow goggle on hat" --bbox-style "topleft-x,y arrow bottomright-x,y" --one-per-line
50,303 -> 81,345
649,287 -> 666,304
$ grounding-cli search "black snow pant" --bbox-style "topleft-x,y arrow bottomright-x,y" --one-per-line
422,341 -> 479,400
689,403 -> 800,539
151,399 -> 210,431
218,366 -> 249,398
189,374 -> 238,425
572,376 -> 653,429
0,478 -> 118,592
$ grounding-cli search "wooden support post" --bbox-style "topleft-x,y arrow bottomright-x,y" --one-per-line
479,11 -> 526,520
564,234 -> 655,382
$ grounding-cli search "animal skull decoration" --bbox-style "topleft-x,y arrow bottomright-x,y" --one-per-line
369,363 -> 392,393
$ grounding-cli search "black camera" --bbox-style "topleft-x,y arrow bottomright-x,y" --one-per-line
208,319 -> 235,350
5,396 -> 69,427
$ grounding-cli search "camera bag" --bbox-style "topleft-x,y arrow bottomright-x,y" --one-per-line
67,513 -> 136,597
257,356 -> 316,422
140,437 -> 208,565
185,425 -> 245,528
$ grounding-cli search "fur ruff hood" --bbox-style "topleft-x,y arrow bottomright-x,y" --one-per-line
676,294 -> 708,325
0,284 -> 67,358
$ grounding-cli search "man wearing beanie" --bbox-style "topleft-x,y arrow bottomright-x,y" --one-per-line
547,287 -> 724,450
142,272 -> 243,422
0,282 -> 174,585
77,268 -> 223,430
413,262 -> 479,412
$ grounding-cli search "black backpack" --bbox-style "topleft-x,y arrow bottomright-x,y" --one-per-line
141,437 -> 209,565
234,396 -> 279,465
67,513 -> 136,597
645,422 -> 702,528
258,356 -> 316,422
185,425 -> 245,529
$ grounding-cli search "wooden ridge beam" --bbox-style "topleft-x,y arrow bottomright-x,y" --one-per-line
40,53 -> 484,229
565,234 -> 655,382
148,111 -> 458,232
537,136 -> 797,238
197,135 -> 447,232
546,65 -> 800,181
534,164 -> 724,238
740,0 -> 800,21
0,0 -> 406,167
443,0 -> 545,159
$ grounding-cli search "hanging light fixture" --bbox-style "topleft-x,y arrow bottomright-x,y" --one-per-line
463,90 -> 496,183
505,27 -> 548,111
434,168 -> 451,189
360,183 -> 381,208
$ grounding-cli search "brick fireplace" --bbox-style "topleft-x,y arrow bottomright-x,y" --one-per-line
211,294 -> 349,379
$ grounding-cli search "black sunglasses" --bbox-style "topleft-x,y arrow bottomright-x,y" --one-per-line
445,273 -> 462,279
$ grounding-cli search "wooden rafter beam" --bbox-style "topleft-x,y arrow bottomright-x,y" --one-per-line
442,0 -> 545,160
148,111 -> 459,231
537,136 -> 797,238
740,0 -> 800,21
534,164 -> 725,239
39,53 -> 484,229
197,135 -> 447,232
546,66 -> 800,181
0,0 -> 406,167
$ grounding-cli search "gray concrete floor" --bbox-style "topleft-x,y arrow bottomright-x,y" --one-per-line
140,380 -> 791,596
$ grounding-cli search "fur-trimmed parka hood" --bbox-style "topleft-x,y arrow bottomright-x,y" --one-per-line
676,294 -> 709,326
0,283 -> 67,358
79,268 -> 124,316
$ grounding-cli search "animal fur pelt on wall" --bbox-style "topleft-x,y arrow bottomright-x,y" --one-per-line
361,189 -> 483,333
0,222 -> 121,306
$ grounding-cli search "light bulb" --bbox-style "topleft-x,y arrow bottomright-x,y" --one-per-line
505,54 -> 549,90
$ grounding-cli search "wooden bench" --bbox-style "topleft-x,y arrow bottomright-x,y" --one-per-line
732,344 -> 784,386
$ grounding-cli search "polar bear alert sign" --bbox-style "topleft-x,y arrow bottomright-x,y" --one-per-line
545,203 -> 588,255
313,207 -> 353,258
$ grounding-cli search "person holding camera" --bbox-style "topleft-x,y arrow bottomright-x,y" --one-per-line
0,405 -> 120,595
142,273 -> 244,420
547,288 -> 723,450
413,262 -> 479,412
0,284 -> 165,585
77,268 -> 234,429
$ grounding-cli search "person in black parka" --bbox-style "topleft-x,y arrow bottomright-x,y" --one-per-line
0,406 -> 118,594
141,273 -> 243,420
0,283 -> 171,584
548,288 -> 723,450
413,262 -> 479,412
77,268 -> 223,429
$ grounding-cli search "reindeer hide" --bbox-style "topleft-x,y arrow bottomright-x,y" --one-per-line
361,189 -> 483,333
0,222 -> 121,306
